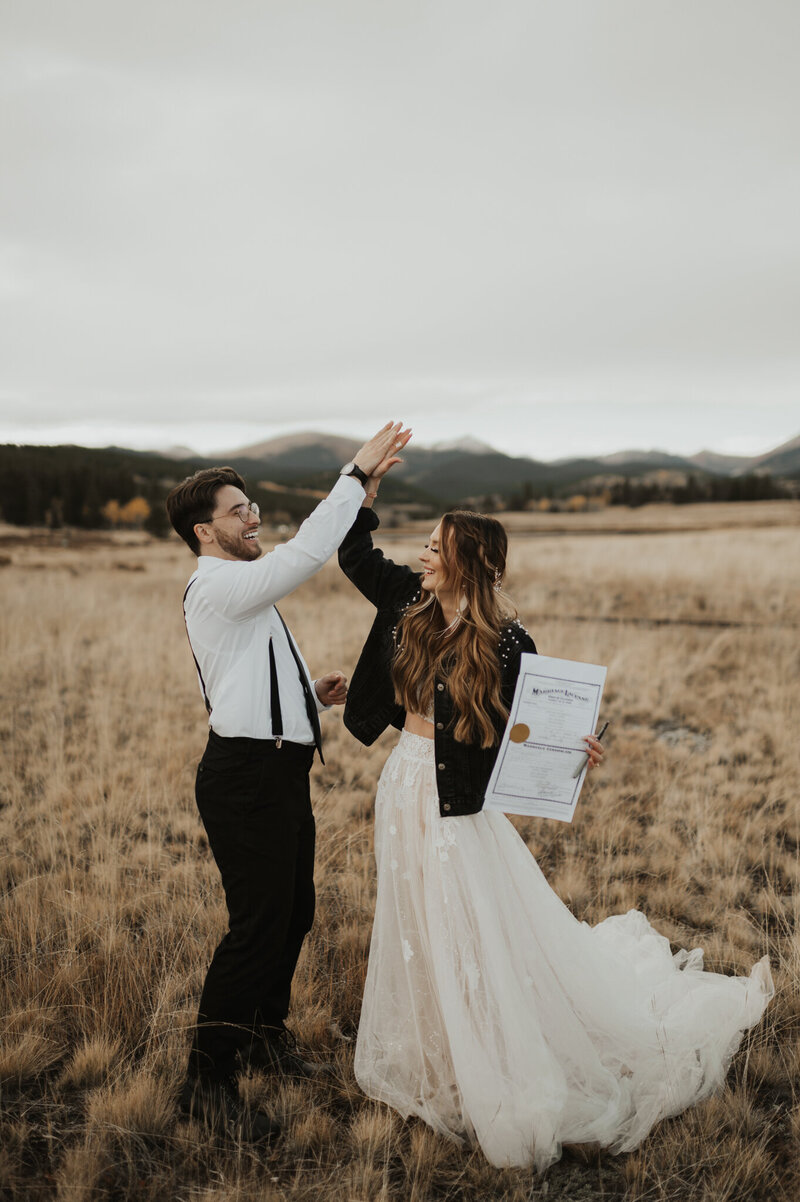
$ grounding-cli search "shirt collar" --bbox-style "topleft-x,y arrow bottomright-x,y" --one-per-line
195,554 -> 235,570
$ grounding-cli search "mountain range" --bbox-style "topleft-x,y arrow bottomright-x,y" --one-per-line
2,428 -> 796,534
158,430 -> 800,506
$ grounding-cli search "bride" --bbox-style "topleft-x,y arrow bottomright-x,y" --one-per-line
337,444 -> 773,1172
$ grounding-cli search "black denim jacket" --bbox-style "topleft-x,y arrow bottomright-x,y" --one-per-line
338,506 -> 537,817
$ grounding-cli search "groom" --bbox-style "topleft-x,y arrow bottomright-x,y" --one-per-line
165,421 -> 410,1141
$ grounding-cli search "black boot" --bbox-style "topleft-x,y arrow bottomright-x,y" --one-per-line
178,1073 -> 281,1143
239,1027 -> 332,1079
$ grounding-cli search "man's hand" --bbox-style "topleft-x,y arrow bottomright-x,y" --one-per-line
359,426 -> 414,509
353,422 -> 412,477
315,672 -> 348,707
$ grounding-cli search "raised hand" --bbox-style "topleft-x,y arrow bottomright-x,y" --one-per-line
353,422 -> 413,477
368,426 -> 413,481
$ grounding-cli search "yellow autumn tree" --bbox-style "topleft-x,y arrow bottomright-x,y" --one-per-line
119,497 -> 151,528
102,499 -> 122,527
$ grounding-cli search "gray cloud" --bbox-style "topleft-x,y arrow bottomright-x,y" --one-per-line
1,1 -> 798,455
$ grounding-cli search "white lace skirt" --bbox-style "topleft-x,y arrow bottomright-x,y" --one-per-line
354,730 -> 773,1171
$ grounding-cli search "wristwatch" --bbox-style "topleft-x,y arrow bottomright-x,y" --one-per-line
340,461 -> 369,486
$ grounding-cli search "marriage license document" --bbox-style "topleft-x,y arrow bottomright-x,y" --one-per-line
483,653 -> 607,822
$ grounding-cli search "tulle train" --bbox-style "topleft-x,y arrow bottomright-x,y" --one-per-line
354,730 -> 773,1170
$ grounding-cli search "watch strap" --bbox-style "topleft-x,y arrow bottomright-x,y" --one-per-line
343,462 -> 369,486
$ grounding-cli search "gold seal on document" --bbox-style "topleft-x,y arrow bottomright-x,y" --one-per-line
509,723 -> 530,743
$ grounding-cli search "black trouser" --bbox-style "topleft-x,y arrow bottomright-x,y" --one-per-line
189,730 -> 316,1082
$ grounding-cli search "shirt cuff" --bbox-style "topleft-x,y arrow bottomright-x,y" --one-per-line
333,473 -> 367,502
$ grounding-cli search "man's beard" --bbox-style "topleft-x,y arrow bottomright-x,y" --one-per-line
214,525 -> 262,561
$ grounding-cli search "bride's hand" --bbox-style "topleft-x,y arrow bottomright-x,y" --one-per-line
583,735 -> 605,770
369,427 -> 413,481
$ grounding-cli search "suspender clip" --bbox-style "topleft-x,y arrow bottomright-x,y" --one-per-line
275,737 -> 283,749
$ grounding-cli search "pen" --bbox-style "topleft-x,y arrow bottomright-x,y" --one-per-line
572,720 -> 609,778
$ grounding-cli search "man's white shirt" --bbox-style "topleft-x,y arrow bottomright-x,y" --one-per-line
183,475 -> 363,742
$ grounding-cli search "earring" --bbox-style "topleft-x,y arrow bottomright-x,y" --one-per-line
493,569 -> 502,592
458,595 -> 468,614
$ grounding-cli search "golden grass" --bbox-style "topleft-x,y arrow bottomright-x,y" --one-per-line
1,501 -> 798,1201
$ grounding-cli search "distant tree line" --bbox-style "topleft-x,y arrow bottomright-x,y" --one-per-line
506,472 -> 795,511
0,446 -> 324,536
2,445 -> 796,533
0,445 -> 168,533
606,473 -> 793,507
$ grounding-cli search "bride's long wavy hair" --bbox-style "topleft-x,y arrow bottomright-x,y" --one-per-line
392,511 -> 516,748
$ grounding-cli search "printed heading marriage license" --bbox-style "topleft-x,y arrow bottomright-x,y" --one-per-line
483,653 -> 607,822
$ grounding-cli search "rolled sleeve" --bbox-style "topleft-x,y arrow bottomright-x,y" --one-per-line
201,475 -> 364,620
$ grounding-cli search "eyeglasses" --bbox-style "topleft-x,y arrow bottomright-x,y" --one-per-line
208,501 -> 260,524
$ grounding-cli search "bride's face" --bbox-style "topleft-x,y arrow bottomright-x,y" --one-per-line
419,522 -> 448,593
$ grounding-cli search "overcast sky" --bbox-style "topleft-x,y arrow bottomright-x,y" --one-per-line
1,0 -> 798,461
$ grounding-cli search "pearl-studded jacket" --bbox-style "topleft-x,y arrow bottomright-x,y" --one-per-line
338,506 -> 537,817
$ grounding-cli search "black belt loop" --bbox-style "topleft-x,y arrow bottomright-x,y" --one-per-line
268,636 -> 283,748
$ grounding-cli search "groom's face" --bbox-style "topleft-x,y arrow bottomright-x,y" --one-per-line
204,485 -> 263,561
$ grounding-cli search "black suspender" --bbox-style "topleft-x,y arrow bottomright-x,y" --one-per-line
182,580 -> 211,714
275,608 -> 324,763
268,636 -> 283,740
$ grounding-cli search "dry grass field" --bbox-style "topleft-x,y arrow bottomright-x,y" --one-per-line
1,501 -> 798,1202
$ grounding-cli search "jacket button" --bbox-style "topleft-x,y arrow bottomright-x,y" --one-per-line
443,803 -> 451,812
438,762 -> 445,770
436,722 -> 444,730
436,683 -> 444,691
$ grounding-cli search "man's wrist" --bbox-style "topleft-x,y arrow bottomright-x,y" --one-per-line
340,461 -> 369,487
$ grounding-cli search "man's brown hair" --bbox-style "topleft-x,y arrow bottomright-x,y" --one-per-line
166,466 -> 247,555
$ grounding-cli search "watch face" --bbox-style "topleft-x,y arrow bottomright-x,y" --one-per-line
340,461 -> 355,475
